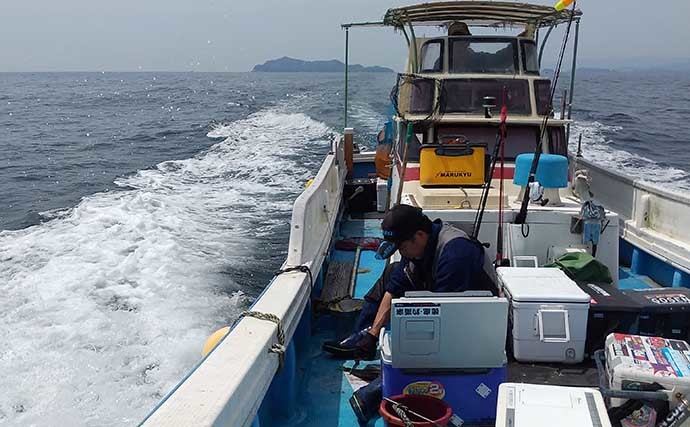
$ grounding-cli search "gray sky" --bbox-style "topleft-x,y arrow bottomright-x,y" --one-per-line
1,0 -> 689,72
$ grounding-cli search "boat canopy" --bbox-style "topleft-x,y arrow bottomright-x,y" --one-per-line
343,1 -> 581,29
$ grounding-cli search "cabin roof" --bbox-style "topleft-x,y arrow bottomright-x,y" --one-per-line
382,1 -> 581,28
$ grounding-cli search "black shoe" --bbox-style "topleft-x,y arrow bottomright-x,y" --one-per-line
322,329 -> 378,360
349,376 -> 383,424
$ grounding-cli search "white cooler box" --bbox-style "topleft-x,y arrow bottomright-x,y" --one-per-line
497,267 -> 590,363
496,383 -> 611,427
605,333 -> 690,406
390,291 -> 508,369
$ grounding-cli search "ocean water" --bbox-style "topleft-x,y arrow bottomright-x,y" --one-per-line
0,70 -> 689,425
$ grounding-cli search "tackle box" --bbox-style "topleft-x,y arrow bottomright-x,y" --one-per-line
622,288 -> 690,341
604,333 -> 690,405
576,282 -> 641,356
419,137 -> 487,187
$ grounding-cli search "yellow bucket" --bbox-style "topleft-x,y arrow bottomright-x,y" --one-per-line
419,141 -> 487,187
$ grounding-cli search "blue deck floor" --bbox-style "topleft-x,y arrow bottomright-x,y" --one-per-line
294,217 -> 387,426
618,266 -> 657,290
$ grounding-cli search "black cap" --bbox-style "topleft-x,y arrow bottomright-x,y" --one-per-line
375,205 -> 430,259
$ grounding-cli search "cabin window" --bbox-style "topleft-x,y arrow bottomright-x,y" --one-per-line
441,79 -> 531,115
409,78 -> 435,114
449,38 -> 517,74
420,40 -> 444,73
534,79 -> 552,116
521,40 -> 539,74
548,127 -> 568,156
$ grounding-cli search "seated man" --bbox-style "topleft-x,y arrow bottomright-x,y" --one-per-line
323,204 -> 496,360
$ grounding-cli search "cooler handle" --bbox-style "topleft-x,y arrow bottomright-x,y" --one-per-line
436,134 -> 473,157
537,308 -> 570,343
435,145 -> 474,157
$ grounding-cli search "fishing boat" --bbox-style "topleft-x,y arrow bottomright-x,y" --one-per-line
140,2 -> 690,426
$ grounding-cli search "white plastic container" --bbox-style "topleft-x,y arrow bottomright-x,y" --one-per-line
495,383 -> 611,427
376,178 -> 387,212
605,333 -> 690,406
497,267 -> 590,363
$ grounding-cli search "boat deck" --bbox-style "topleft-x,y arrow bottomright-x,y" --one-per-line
291,217 -> 656,426
295,217 -> 388,427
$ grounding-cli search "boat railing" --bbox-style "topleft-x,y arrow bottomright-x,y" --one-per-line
287,135 -> 346,267
140,137 -> 347,427
573,156 -> 690,275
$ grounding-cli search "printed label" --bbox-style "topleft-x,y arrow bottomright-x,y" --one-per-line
403,381 -> 446,399
449,414 -> 465,427
436,170 -> 473,178
587,283 -> 611,297
393,304 -> 441,318
643,293 -> 690,305
475,382 -> 492,399
506,385 -> 516,409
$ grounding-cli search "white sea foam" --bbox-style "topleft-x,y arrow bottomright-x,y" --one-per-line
348,102 -> 387,134
0,108 -> 332,425
569,120 -> 690,192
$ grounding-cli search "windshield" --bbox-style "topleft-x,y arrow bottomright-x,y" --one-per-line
441,79 -> 531,115
450,38 -> 517,74
420,40 -> 443,73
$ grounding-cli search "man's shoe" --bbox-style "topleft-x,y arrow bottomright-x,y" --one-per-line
322,329 -> 378,360
349,376 -> 382,424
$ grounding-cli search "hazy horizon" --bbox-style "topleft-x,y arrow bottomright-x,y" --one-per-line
1,0 -> 689,72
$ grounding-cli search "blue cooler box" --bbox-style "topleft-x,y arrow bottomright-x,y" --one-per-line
381,332 -> 506,424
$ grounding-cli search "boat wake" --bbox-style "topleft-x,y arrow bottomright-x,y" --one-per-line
0,107 -> 333,425
569,120 -> 690,192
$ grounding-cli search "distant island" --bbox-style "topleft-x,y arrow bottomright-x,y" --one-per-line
252,57 -> 394,73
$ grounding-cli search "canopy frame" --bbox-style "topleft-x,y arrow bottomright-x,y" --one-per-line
341,1 -> 582,131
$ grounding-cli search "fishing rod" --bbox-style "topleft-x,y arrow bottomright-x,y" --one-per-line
514,0 -> 577,227
495,89 -> 508,265
472,93 -> 507,246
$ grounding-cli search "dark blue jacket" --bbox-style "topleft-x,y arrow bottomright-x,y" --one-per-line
385,220 -> 485,297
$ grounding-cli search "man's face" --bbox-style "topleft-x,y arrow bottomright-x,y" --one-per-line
398,230 -> 427,260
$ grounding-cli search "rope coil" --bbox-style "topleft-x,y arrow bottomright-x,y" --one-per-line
391,402 -> 415,427
276,264 -> 314,291
236,310 -> 286,370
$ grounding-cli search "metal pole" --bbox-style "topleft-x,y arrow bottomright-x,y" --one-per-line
566,19 -> 580,143
344,27 -> 349,128
538,23 -> 555,67
395,123 -> 413,206
407,22 -> 418,73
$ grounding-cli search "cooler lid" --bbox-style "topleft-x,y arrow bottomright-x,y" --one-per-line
496,383 -> 611,427
497,267 -> 590,303
622,288 -> 690,312
576,282 -> 642,312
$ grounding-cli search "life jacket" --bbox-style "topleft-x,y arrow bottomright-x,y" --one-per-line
405,223 -> 498,295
